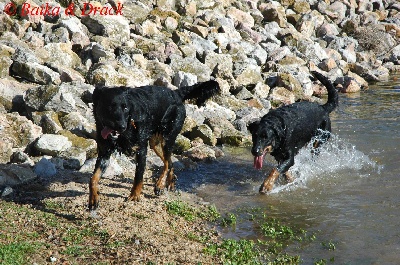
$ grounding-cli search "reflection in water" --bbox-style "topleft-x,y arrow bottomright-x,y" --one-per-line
179,75 -> 400,264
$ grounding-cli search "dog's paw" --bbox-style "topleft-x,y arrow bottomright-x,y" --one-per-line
259,184 -> 273,194
88,195 -> 99,211
166,176 -> 177,192
154,186 -> 165,196
127,193 -> 141,202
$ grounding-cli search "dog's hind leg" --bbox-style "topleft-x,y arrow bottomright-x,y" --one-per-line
150,133 -> 171,196
152,105 -> 185,195
312,119 -> 332,155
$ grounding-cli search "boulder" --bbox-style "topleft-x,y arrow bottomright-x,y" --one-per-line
81,4 -> 130,44
0,113 -> 42,163
184,144 -> 217,161
34,134 -> 72,156
0,164 -> 37,187
34,157 -> 57,178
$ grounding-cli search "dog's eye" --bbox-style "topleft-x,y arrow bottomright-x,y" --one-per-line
121,104 -> 128,111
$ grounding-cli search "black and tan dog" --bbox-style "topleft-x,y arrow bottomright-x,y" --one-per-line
249,71 -> 338,193
89,80 -> 220,210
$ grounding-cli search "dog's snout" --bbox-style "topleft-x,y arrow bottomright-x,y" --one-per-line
115,123 -> 127,131
251,146 -> 261,156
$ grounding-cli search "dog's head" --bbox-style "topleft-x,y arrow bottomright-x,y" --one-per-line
93,86 -> 130,140
248,121 -> 277,170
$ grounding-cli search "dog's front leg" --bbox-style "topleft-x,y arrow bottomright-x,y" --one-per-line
259,151 -> 295,193
259,167 -> 280,193
128,143 -> 148,202
89,155 -> 110,211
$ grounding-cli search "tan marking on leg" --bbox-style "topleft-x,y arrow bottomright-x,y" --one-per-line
150,133 -> 170,193
285,171 -> 294,183
128,180 -> 143,202
155,157 -> 169,192
89,167 -> 101,210
166,167 -> 177,191
259,168 -> 280,194
313,140 -> 320,149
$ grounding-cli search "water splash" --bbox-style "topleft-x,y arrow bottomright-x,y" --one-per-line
270,133 -> 381,193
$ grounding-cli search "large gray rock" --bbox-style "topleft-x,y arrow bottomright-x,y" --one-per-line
34,157 -> 57,178
81,5 -> 130,44
169,55 -> 212,82
86,62 -> 151,87
10,47 -> 60,85
58,16 -> 90,48
11,61 -> 61,85
23,83 -> 93,121
43,43 -> 82,69
0,113 -> 42,163
0,78 -> 34,112
34,134 -> 72,156
0,164 -> 37,187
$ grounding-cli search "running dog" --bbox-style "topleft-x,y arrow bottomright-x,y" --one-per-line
89,80 -> 220,210
248,71 -> 338,193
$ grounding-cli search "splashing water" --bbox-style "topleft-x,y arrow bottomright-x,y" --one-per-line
270,133 -> 381,193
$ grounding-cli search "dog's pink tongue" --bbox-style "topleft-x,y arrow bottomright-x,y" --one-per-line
101,126 -> 114,139
254,155 -> 264,169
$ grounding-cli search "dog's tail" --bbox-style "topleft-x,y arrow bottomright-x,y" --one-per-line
312,71 -> 338,113
176,80 -> 220,106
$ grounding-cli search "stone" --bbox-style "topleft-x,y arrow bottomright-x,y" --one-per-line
0,164 -> 37,186
226,7 -> 255,27
173,71 -> 198,87
259,1 -> 287,27
340,79 -> 361,93
34,134 -> 72,156
81,4 -> 130,44
173,134 -> 191,154
0,113 -> 42,155
0,78 -> 34,112
184,145 -> 216,161
59,112 -> 96,138
86,62 -> 151,87
269,87 -> 296,105
31,111 -> 63,134
189,124 -> 217,146
0,141 -> 12,164
169,55 -> 212,82
34,157 -> 57,178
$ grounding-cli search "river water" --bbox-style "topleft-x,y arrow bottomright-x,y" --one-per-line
179,75 -> 400,264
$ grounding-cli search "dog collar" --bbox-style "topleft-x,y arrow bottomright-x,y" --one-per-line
130,119 -> 136,129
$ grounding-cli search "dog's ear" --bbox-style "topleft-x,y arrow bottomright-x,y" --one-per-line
248,121 -> 260,134
92,86 -> 106,105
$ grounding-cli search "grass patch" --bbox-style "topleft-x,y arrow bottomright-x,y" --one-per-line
198,205 -> 335,264
165,200 -> 221,222
0,241 -> 41,265
205,239 -> 262,264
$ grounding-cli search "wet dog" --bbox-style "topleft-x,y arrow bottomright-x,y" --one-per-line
89,80 -> 220,210
248,71 -> 338,193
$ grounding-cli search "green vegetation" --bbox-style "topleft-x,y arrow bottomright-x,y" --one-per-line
221,212 -> 237,227
0,242 -> 41,265
164,201 -> 336,265
0,200 -> 135,264
204,239 -> 262,264
164,199 -> 221,222
1,196 -> 336,264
